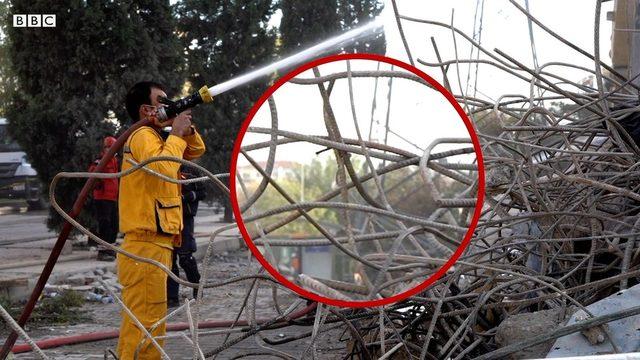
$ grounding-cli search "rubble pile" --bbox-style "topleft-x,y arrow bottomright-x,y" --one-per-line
44,268 -> 119,304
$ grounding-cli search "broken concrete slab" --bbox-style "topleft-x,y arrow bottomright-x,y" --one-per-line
0,253 -> 117,302
496,308 -> 566,359
0,276 -> 38,302
547,284 -> 640,357
64,274 -> 86,286
0,274 -> 31,301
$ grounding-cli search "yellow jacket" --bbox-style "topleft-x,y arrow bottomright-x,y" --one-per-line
119,126 -> 205,247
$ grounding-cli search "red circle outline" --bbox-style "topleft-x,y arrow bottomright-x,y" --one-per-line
230,53 -> 485,308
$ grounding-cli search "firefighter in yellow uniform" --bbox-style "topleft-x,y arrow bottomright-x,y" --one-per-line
117,81 -> 205,359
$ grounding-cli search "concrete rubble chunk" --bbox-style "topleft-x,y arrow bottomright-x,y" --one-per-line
64,274 -> 86,286
574,313 -> 608,345
495,308 -> 565,360
68,285 -> 93,292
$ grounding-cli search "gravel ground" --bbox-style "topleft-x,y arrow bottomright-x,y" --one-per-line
5,249 -> 348,359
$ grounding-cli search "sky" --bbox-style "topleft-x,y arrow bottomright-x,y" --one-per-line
238,0 -> 615,165
238,59 -> 472,169
380,0 -> 614,99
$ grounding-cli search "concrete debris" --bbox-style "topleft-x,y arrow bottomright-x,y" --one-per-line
496,308 -> 566,360
40,268 -> 123,300
64,275 -> 86,287
547,284 -> 640,357
575,313 -> 608,345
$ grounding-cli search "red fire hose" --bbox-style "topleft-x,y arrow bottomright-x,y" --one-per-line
11,302 -> 317,354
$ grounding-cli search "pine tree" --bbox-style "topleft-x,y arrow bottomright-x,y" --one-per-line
279,0 -> 385,56
280,0 -> 340,54
175,0 -> 277,222
337,0 -> 386,54
6,0 -> 183,230
0,1 -> 15,117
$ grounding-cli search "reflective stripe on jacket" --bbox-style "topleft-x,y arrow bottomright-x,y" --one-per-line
118,126 -> 205,247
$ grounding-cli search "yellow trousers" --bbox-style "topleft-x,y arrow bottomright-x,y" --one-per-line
116,236 -> 172,360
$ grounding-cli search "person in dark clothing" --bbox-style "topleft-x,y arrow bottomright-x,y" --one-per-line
167,168 -> 206,307
89,136 -> 119,261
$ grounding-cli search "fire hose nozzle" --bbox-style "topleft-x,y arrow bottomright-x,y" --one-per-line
156,85 -> 214,121
198,85 -> 214,103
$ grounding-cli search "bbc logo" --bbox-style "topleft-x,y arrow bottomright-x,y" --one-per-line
13,14 -> 56,28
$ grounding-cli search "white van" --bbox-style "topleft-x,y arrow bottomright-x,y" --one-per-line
0,118 -> 45,210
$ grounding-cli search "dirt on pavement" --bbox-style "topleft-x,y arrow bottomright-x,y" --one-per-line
4,249 -> 348,359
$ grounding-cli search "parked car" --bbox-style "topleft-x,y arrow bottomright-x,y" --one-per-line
0,118 -> 45,210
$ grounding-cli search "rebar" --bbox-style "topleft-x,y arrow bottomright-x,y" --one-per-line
8,2 -> 640,358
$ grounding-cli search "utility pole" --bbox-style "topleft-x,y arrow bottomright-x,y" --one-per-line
610,0 -> 640,87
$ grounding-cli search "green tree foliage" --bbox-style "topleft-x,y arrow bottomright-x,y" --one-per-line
240,154 -> 468,281
175,0 -> 277,222
239,154 -> 460,237
0,1 -> 15,117
242,157 -> 341,237
336,0 -> 386,54
280,1 -> 340,54
280,0 -> 385,57
5,0 -> 183,230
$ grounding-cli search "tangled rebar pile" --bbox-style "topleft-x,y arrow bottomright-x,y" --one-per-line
236,59 -> 479,303
233,0 -> 640,357
6,1 -> 640,359
339,1 -> 640,358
